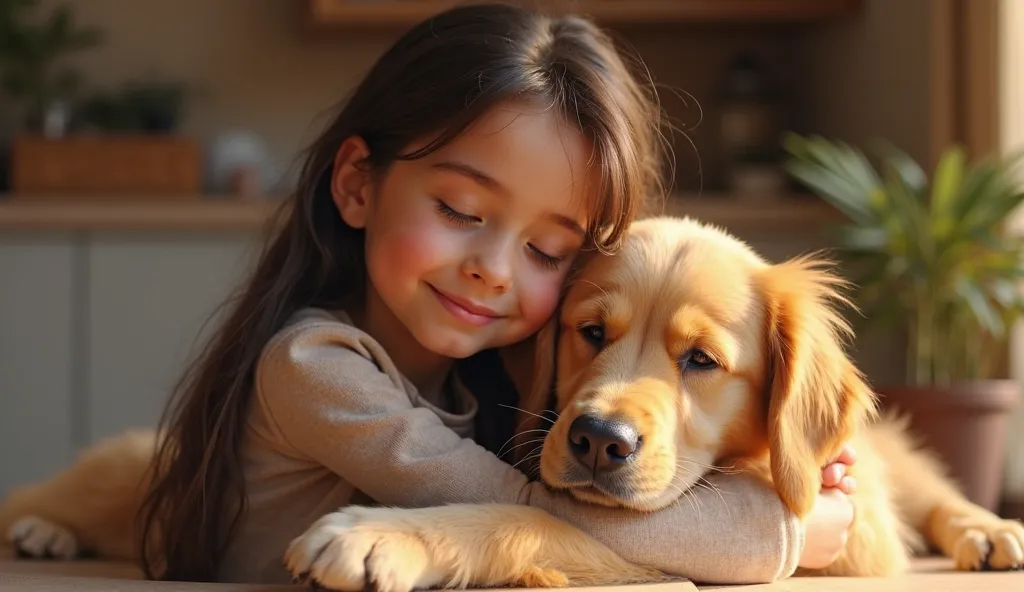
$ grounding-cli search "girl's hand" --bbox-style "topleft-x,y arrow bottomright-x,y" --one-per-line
798,443 -> 858,569
821,443 -> 857,494
798,488 -> 854,569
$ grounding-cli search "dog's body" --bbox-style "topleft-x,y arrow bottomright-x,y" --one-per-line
2,216 -> 1022,591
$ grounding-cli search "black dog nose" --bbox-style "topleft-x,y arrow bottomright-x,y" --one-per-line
568,414 -> 640,472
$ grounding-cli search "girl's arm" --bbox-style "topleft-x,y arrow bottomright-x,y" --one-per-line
257,319 -> 804,584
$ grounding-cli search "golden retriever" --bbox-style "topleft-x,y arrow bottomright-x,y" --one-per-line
3,216 -> 1022,590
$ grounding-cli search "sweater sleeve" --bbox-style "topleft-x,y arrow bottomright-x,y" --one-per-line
256,319 -> 804,584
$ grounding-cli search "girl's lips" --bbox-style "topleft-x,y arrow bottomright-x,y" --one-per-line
428,285 -> 503,326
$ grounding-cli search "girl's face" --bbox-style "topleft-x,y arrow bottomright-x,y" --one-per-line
334,98 -> 597,359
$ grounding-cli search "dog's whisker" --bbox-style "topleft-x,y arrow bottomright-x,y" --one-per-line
511,416 -> 534,436
698,477 -> 730,512
675,458 -> 743,476
512,454 -> 542,471
578,279 -> 611,303
692,477 -> 731,518
670,483 -> 701,518
498,438 -> 548,460
673,462 -> 711,484
497,428 -> 551,458
674,463 -> 732,513
670,477 -> 715,521
512,450 -> 545,471
685,489 -> 705,522
519,443 -> 545,464
498,432 -> 548,458
498,404 -> 558,425
690,477 -> 724,507
672,465 -> 729,512
692,462 -> 742,475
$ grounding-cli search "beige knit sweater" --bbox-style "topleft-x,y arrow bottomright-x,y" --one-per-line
217,308 -> 804,585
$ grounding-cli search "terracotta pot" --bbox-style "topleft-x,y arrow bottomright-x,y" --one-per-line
876,380 -> 1019,512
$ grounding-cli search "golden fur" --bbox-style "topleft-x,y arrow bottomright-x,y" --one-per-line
3,216 -> 1023,590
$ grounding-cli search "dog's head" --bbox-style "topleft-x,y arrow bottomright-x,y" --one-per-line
518,216 -> 877,517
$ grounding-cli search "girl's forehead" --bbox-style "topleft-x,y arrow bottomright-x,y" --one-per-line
422,98 -> 597,226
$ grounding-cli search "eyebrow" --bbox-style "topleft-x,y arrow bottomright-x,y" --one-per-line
432,160 -> 503,194
431,159 -> 587,237
551,213 -> 586,237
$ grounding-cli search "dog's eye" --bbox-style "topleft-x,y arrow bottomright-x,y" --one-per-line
679,349 -> 717,371
578,323 -> 605,348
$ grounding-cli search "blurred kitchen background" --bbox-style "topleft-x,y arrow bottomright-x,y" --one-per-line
2,0 -> 1024,520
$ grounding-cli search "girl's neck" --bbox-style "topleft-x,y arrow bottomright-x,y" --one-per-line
350,287 -> 454,402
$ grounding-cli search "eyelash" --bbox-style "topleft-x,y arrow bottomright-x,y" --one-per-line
435,199 -> 478,227
434,199 -> 565,271
529,246 -> 563,270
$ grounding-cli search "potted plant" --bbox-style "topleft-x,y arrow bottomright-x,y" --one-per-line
0,0 -> 103,136
782,133 -> 1024,511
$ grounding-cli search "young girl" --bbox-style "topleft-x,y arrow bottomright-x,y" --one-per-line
44,2 -> 858,585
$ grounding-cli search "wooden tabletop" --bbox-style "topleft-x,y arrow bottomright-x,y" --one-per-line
1,554 -> 1021,592
702,557 -> 1023,591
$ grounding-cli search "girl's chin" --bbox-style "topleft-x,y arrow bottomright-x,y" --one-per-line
421,331 -> 530,360
416,331 -> 489,360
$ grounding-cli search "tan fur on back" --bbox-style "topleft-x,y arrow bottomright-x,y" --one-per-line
3,216 -> 1023,589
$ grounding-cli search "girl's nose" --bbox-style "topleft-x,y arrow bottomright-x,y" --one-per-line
462,242 -> 513,291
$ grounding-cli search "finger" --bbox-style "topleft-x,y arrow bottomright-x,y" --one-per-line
833,444 -> 857,466
822,463 -> 846,487
838,476 -> 857,495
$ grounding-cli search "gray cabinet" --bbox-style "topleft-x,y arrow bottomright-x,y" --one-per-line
0,236 -> 77,495
0,231 -> 260,496
86,235 -> 258,441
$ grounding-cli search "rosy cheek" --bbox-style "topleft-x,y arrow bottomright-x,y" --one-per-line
516,272 -> 563,330
371,223 -> 451,285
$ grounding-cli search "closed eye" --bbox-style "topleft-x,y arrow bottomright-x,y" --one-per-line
528,245 -> 564,270
435,199 -> 480,226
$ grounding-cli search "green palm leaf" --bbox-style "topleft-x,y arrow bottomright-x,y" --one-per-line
783,133 -> 1024,384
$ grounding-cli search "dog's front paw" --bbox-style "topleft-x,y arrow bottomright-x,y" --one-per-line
950,518 -> 1024,571
7,516 -> 79,559
284,508 -> 445,592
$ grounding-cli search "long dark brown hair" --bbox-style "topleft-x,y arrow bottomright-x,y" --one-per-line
138,2 -> 669,582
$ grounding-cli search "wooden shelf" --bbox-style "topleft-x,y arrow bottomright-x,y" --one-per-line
307,0 -> 863,28
0,194 -> 841,232
658,193 -> 844,227
0,198 -> 285,232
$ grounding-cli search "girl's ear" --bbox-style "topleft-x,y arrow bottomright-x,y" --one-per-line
331,136 -> 374,228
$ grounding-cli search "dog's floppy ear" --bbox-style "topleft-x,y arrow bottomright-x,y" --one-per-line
760,255 -> 878,518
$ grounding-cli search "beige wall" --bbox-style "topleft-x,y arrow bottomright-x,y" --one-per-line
3,0 -> 400,190
1000,0 -> 1024,499
797,0 -> 933,167
0,0 -> 936,385
5,0 -> 935,196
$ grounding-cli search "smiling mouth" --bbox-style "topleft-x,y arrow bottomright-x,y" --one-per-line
428,284 -> 504,327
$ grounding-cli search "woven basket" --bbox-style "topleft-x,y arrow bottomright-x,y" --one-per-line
11,135 -> 202,198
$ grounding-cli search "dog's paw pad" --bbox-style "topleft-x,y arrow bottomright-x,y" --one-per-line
7,516 -> 78,560
986,520 -> 1024,571
284,511 -> 361,588
364,535 -> 434,592
950,519 -> 1024,571
952,528 -> 990,571
285,509 -> 438,592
